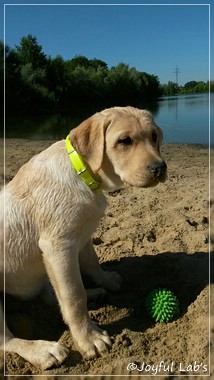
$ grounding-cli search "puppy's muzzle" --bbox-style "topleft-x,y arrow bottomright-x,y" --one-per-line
148,160 -> 167,180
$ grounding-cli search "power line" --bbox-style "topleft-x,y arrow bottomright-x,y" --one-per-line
173,66 -> 181,86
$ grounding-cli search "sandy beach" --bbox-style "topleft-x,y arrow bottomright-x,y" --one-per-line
0,138 -> 213,378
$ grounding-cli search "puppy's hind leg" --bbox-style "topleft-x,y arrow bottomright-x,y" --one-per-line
0,301 -> 13,371
85,288 -> 107,303
0,303 -> 68,371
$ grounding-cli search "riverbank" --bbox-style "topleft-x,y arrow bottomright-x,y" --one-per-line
1,139 -> 213,377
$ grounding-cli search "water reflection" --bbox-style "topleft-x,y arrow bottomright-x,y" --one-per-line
155,93 -> 210,144
3,93 -> 212,144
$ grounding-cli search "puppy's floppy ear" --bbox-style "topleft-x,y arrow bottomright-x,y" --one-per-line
156,125 -> 163,145
69,113 -> 110,173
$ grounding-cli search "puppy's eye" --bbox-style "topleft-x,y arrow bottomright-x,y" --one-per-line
152,132 -> 158,143
117,137 -> 133,146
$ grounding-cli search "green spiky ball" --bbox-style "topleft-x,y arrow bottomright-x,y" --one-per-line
146,288 -> 179,323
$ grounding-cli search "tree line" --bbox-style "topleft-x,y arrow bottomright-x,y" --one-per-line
0,35 -> 212,116
2,35 -> 162,116
161,80 -> 213,96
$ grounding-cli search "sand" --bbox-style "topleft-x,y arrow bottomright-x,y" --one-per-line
0,139 -> 213,378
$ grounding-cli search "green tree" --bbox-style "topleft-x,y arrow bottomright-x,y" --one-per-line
89,58 -> 108,70
184,81 -> 197,92
180,80 -> 209,94
5,46 -> 24,113
105,63 -> 143,104
140,72 -> 162,100
194,81 -> 208,93
47,55 -> 68,106
67,55 -> 91,70
4,35 -> 165,115
11,35 -> 54,110
210,81 -> 214,92
15,34 -> 47,69
161,81 -> 179,96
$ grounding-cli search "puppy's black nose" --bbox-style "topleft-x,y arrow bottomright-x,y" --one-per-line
148,161 -> 167,177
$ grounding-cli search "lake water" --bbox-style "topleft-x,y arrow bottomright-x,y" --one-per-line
4,93 -> 213,145
155,93 -> 212,145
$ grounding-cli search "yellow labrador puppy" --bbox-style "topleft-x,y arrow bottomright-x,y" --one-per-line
0,106 -> 167,370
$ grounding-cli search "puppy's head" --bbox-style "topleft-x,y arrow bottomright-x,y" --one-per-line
70,106 -> 167,191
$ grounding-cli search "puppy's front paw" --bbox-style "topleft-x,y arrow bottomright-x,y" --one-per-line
6,338 -> 69,370
74,323 -> 112,359
37,341 -> 69,369
100,270 -> 122,291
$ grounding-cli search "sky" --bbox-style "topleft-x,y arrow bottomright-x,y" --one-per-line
1,1 -> 212,85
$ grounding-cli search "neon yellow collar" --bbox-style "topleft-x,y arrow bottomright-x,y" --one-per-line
65,135 -> 101,191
